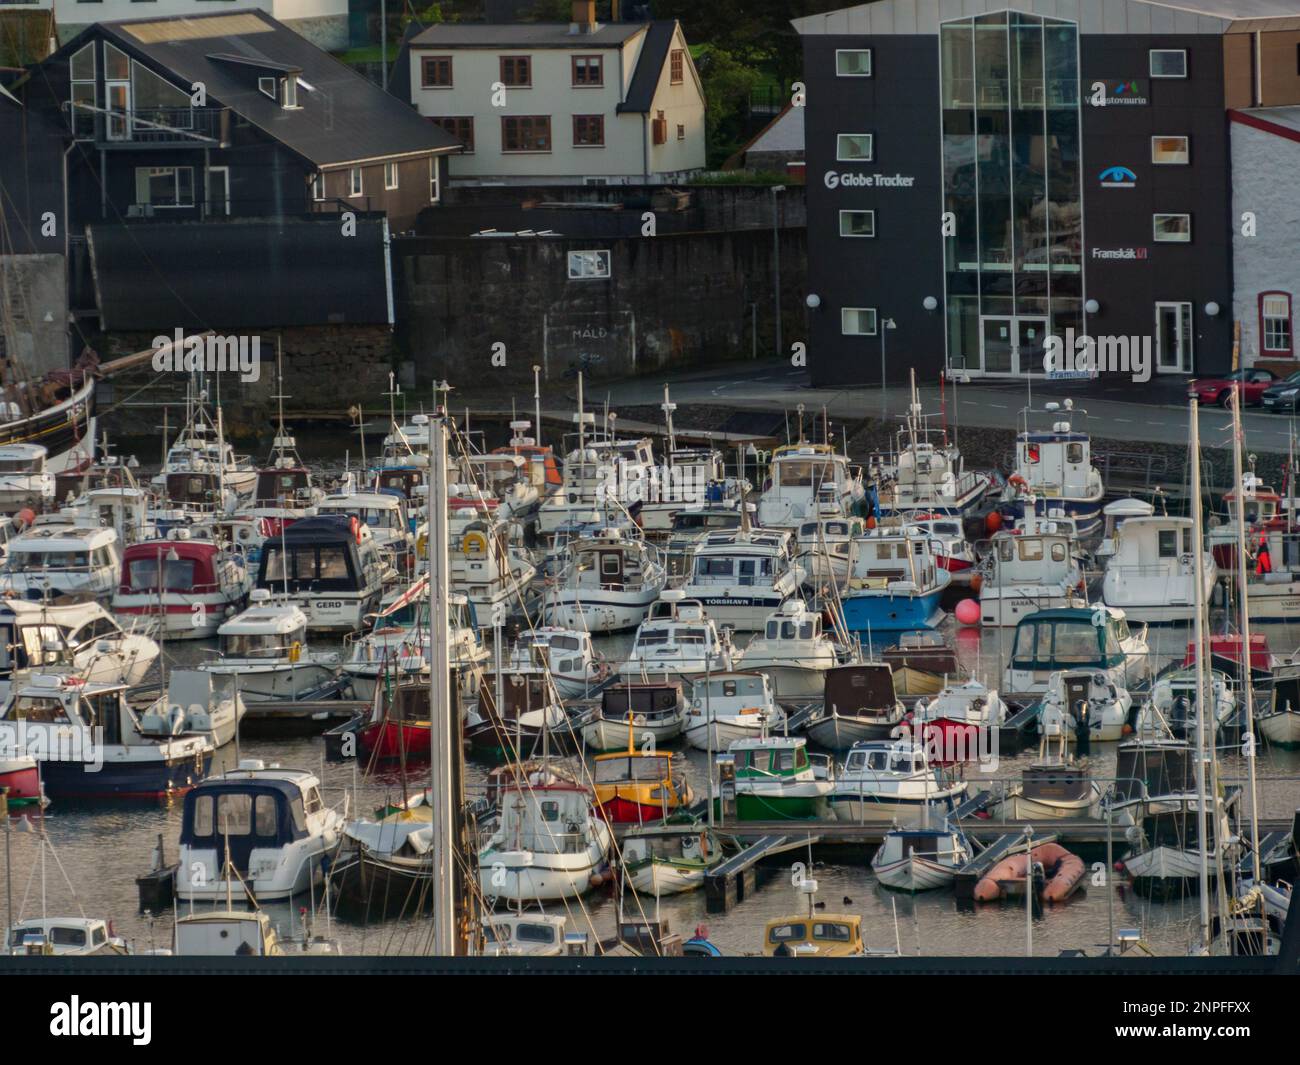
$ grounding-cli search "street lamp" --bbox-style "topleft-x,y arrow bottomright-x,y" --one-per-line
880,317 -> 897,413
771,185 -> 785,360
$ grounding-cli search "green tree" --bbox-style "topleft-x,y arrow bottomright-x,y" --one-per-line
694,44 -> 763,167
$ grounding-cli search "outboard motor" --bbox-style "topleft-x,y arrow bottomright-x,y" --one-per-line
1071,698 -> 1091,757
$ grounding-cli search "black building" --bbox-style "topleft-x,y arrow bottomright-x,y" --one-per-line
794,0 -> 1293,387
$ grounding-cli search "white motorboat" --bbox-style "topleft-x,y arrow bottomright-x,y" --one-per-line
828,739 -> 967,825
316,491 -> 416,576
579,680 -> 685,751
1101,514 -> 1217,623
912,676 -> 1009,730
757,442 -> 865,529
661,504 -> 744,582
1037,668 -> 1133,743
840,525 -> 951,634
1002,606 -> 1150,700
0,524 -> 121,602
977,511 -> 1084,627
543,526 -> 666,634
999,400 -> 1104,537
680,528 -> 805,632
621,593 -> 738,682
176,760 -> 343,902
621,824 -> 727,897
683,671 -> 786,752
449,512 -> 536,627
871,826 -> 972,892
506,626 -> 607,700
477,774 -> 613,903
793,513 -> 865,591
202,593 -> 340,702
8,918 -> 128,956
717,734 -> 835,820
805,663 -> 907,749
740,598 -> 844,700
1133,667 -> 1236,742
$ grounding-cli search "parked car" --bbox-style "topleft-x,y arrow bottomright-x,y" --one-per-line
1260,371 -> 1300,413
1188,368 -> 1278,408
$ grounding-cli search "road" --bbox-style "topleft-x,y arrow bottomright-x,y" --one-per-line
590,360 -> 1300,455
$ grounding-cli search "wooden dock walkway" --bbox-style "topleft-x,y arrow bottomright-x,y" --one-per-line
704,834 -> 820,913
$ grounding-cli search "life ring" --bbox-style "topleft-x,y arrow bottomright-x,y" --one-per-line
462,530 -> 488,556
288,641 -> 302,663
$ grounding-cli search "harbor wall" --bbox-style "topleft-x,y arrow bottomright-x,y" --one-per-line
392,225 -> 809,386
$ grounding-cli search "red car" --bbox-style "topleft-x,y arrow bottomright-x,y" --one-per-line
1188,368 -> 1278,407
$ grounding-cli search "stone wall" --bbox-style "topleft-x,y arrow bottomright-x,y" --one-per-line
0,255 -> 70,377
393,226 -> 808,389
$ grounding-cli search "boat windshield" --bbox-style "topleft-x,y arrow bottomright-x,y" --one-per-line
594,756 -> 670,783
5,550 -> 91,572
223,632 -> 293,658
126,557 -> 197,592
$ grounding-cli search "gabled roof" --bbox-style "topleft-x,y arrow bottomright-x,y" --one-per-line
408,21 -> 646,49
617,20 -> 676,114
60,10 -> 459,168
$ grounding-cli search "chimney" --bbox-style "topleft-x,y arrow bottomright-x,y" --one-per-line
570,0 -> 597,33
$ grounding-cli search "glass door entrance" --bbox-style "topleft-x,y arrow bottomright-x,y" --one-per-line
1155,302 -> 1193,374
980,315 -> 1049,375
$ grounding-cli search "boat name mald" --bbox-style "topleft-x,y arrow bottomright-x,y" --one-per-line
49,997 -> 151,1045
151,328 -> 262,383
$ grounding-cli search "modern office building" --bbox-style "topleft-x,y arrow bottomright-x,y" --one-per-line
795,0 -> 1300,386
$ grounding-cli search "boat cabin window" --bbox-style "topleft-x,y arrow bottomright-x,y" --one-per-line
51,926 -> 88,947
595,756 -> 670,783
303,786 -> 322,815
800,620 -> 816,639
998,540 -> 1013,562
223,632 -> 288,658
876,543 -> 907,561
1158,530 -> 1177,558
6,550 -> 91,572
697,558 -> 733,577
0,455 -> 42,474
126,557 -> 197,592
768,922 -> 806,942
932,523 -> 960,536
6,695 -> 70,723
515,923 -> 556,944
780,621 -> 796,639
1066,443 -> 1084,464
18,624 -> 64,667
262,543 -> 355,589
776,460 -> 834,488
813,922 -> 853,942
540,800 -> 560,822
1019,539 -> 1043,562
775,747 -> 808,772
1182,528 -> 1192,554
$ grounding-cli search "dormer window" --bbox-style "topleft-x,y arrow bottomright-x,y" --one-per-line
258,76 -> 276,99
282,76 -> 298,108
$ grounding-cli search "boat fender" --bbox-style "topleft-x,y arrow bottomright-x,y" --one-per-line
350,516 -> 362,545
288,641 -> 302,664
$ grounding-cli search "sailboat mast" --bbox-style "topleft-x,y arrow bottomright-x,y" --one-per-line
1229,394 -> 1262,885
427,388 -> 457,956
1188,398 -> 1211,947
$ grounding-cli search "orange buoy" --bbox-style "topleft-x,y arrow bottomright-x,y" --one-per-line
985,511 -> 1003,534
970,573 -> 983,595
865,515 -> 876,529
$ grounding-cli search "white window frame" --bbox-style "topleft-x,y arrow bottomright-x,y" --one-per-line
839,209 -> 876,238
835,49 -> 872,77
567,250 -> 611,281
384,161 -> 399,190
1150,49 -> 1187,79
69,43 -> 97,141
842,307 -> 878,336
836,133 -> 873,163
1151,135 -> 1189,165
311,172 -> 325,202
282,76 -> 299,109
1263,294 -> 1292,353
348,166 -> 363,198
430,157 -> 440,203
135,166 -> 195,209
258,76 -> 277,99
1153,213 -> 1191,243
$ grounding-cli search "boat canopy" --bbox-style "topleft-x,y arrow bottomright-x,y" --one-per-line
180,778 -> 312,853
1009,609 -> 1126,672
823,664 -> 898,711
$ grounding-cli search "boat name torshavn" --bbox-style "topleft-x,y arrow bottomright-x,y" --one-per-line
151,328 -> 262,383
49,997 -> 152,1045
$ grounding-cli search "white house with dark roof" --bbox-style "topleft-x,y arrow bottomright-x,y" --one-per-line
404,0 -> 706,185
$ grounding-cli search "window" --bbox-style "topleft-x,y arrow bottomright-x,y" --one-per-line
502,115 -> 550,152
430,157 -> 440,203
135,166 -> 194,207
500,55 -> 531,87
836,49 -> 872,76
1158,529 -> 1177,558
70,44 -> 96,140
1152,136 -> 1189,165
258,76 -> 276,99
652,110 -> 667,145
1150,49 -> 1187,78
670,49 -> 684,84
676,123 -> 685,140
1262,293 -> 1293,355
837,133 -> 873,162
104,42 -> 129,80
421,56 -> 451,88
311,172 -> 324,201
281,76 -> 298,109
430,116 -> 474,152
567,250 -> 610,280
839,209 -> 875,237
572,55 -> 602,86
573,114 -> 604,147
842,307 -> 877,335
1153,213 -> 1191,243
348,167 -> 363,197
384,161 -> 399,190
